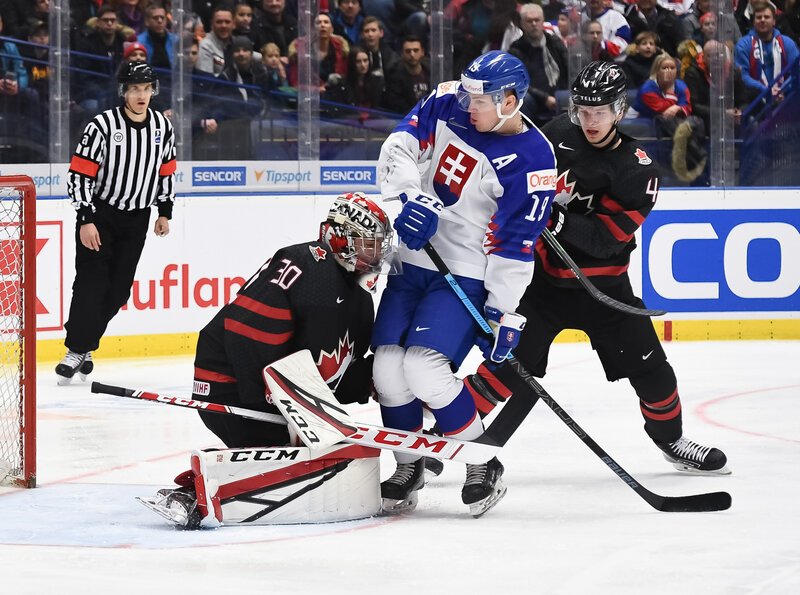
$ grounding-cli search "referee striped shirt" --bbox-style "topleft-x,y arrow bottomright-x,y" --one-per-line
67,107 -> 177,224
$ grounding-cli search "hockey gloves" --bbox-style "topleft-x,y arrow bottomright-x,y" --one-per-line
394,193 -> 443,251
476,306 -> 526,364
548,203 -> 567,237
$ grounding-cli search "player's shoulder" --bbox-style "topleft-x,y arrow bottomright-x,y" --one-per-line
486,119 -> 556,182
541,113 -> 580,145
610,136 -> 661,196
150,108 -> 174,130
87,108 -> 119,133
616,135 -> 661,177
274,241 -> 338,273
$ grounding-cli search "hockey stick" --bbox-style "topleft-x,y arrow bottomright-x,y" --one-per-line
423,243 -> 731,512
540,228 -> 666,317
90,381 -> 499,464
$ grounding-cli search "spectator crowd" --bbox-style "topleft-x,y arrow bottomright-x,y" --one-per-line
0,0 -> 798,181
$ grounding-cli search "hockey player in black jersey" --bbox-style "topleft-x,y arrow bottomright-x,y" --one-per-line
465,62 -> 730,475
192,192 -> 394,447
142,193 -> 396,527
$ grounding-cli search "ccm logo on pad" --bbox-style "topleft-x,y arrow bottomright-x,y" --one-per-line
527,169 -> 557,192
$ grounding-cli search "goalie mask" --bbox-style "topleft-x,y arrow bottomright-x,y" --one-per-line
320,193 -> 395,281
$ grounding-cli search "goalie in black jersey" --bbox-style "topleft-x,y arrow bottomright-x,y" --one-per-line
465,62 -> 730,475
192,191 -> 394,448
141,193 -> 396,528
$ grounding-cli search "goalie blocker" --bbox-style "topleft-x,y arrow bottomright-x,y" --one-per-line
140,443 -> 380,528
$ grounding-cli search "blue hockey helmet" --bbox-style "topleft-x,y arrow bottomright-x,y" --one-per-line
457,51 -> 529,111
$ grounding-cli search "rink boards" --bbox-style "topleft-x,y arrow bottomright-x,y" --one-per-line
7,162 -> 797,360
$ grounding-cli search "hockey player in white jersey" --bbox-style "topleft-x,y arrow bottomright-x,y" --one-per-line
373,51 -> 557,516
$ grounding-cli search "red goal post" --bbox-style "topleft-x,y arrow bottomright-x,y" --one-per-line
0,175 -> 36,488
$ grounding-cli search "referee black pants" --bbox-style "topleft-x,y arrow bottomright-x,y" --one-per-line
64,200 -> 151,353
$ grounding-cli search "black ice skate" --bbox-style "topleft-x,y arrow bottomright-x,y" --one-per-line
55,351 -> 88,385
78,352 -> 94,381
462,457 -> 507,518
136,487 -> 202,529
381,459 -> 425,514
656,436 -> 731,475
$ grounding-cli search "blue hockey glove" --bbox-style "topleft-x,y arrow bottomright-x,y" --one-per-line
394,193 -> 443,251
475,306 -> 526,364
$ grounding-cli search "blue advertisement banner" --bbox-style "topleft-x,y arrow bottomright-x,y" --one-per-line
642,209 -> 800,312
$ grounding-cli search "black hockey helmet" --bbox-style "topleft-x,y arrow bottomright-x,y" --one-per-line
117,61 -> 159,97
568,61 -> 627,124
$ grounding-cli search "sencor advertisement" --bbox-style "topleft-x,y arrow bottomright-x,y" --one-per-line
642,208 -> 800,313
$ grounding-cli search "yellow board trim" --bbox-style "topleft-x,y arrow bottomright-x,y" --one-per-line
38,332 -> 199,363
37,319 -> 800,362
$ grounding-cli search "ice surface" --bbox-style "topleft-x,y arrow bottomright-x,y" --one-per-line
1,341 -> 798,594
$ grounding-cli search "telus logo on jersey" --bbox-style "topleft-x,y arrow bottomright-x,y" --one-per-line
192,166 -> 246,186
320,166 -> 376,185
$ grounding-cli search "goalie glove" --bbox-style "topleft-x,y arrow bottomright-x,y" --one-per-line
394,193 -> 443,250
475,307 -> 526,364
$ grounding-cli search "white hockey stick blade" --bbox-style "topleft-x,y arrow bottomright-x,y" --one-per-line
264,350 -> 358,450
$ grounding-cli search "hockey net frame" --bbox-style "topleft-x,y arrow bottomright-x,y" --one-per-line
0,175 -> 36,488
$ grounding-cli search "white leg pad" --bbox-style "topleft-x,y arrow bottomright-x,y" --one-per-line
190,443 -> 381,526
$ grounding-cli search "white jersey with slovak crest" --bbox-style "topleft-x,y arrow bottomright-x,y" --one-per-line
377,81 -> 557,313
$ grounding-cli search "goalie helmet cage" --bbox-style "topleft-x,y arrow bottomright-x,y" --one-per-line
0,175 -> 36,488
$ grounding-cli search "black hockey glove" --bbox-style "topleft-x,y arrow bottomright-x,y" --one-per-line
334,354 -> 374,404
547,203 -> 567,237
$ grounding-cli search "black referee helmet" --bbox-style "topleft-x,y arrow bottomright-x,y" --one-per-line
117,61 -> 160,97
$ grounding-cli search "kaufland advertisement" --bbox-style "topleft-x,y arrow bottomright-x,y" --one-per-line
7,163 -> 797,348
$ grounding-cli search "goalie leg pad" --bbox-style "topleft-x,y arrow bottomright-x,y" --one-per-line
191,443 -> 381,526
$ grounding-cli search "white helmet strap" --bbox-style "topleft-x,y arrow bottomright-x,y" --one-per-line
489,95 -> 524,133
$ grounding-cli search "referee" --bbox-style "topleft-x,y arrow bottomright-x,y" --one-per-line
56,62 -> 177,384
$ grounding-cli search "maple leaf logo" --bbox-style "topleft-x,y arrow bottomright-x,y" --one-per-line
309,245 -> 327,262
553,170 -> 575,206
316,332 -> 354,386
634,148 -> 652,165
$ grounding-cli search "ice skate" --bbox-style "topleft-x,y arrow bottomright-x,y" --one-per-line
136,487 -> 202,529
55,351 -> 87,385
381,459 -> 425,514
78,352 -> 94,381
656,436 -> 731,475
462,457 -> 507,518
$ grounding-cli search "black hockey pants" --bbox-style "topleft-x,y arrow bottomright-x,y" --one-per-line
64,200 -> 151,353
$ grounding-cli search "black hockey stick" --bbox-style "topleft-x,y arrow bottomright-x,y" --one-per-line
540,228 -> 667,317
424,243 -> 731,512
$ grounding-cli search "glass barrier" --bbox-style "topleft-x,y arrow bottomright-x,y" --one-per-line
0,0 -> 797,187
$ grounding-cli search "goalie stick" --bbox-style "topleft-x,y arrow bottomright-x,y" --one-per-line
90,381 -> 499,464
540,228 -> 667,317
423,243 -> 731,512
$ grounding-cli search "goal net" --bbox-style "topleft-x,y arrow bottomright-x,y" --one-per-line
0,176 -> 36,488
